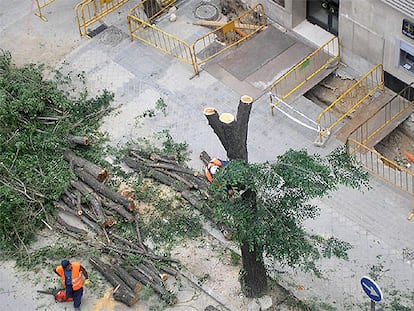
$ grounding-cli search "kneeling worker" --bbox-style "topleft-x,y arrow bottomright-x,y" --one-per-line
54,259 -> 89,310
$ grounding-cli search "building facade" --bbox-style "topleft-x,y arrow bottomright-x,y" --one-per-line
261,0 -> 414,90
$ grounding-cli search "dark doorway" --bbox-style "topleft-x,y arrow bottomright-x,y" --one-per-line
307,0 -> 339,36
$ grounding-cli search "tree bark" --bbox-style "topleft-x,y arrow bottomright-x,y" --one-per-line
150,152 -> 178,164
102,199 -> 135,223
89,257 -> 139,306
203,95 -> 268,297
74,167 -> 135,211
203,95 -> 252,160
63,134 -> 90,146
129,269 -> 175,304
70,180 -> 106,221
56,215 -> 88,237
112,264 -> 142,292
64,149 -> 108,182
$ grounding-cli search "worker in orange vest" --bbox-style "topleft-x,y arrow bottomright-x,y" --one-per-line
54,259 -> 89,310
205,158 -> 234,196
204,158 -> 228,182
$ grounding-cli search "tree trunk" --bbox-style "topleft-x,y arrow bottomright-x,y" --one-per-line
203,95 -> 268,297
240,242 -> 267,297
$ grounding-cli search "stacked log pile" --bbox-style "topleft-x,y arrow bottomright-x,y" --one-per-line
54,147 -> 229,307
54,149 -> 178,306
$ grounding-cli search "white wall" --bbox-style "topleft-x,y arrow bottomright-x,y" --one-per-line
339,0 -> 414,83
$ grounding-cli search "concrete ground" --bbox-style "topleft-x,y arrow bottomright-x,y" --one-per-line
1,0 -> 414,310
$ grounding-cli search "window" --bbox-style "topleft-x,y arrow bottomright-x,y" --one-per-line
272,0 -> 285,8
399,40 -> 414,75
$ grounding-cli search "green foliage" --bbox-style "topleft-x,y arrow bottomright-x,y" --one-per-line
136,97 -> 167,120
14,241 -> 83,270
156,129 -> 190,163
230,250 -> 240,266
209,145 -> 369,274
140,194 -> 202,250
0,51 -> 113,253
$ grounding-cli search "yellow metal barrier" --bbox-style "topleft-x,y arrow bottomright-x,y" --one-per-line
316,64 -> 384,145
269,36 -> 340,109
127,0 -> 197,72
348,82 -> 414,150
35,0 -> 57,21
347,138 -> 414,196
192,4 -> 267,71
75,0 -> 131,38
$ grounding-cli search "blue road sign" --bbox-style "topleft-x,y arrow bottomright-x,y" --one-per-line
360,276 -> 383,302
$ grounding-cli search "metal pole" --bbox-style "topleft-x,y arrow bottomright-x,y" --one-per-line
371,300 -> 375,311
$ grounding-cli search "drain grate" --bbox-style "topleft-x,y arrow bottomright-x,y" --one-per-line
194,3 -> 219,21
87,24 -> 108,38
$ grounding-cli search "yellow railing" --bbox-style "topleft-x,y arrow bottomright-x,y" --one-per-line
347,138 -> 414,196
35,0 -> 57,21
127,0 -> 197,72
316,64 -> 384,145
269,36 -> 340,109
75,0 -> 131,38
192,4 -> 267,72
348,82 -> 414,150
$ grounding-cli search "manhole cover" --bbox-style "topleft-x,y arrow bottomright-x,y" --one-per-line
97,26 -> 127,47
194,3 -> 219,21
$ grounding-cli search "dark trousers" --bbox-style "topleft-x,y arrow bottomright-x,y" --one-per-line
66,285 -> 83,308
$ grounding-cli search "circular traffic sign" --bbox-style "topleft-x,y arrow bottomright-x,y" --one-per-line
360,276 -> 383,302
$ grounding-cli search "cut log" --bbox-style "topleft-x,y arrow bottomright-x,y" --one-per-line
123,157 -> 186,192
156,169 -> 198,189
64,149 -> 108,182
149,152 -> 178,164
70,180 -> 106,221
74,167 -> 135,211
56,215 -> 88,237
146,162 -> 199,176
63,134 -> 90,146
199,151 -> 212,165
134,218 -> 147,253
89,257 -> 138,307
129,269 -> 176,304
54,201 -> 98,230
129,151 -> 197,176
102,199 -> 135,222
112,264 -> 142,293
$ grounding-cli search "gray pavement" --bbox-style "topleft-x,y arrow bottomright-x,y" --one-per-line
1,0 -> 414,310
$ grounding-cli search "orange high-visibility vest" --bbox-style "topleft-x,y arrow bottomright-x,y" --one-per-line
204,158 -> 224,182
55,262 -> 83,291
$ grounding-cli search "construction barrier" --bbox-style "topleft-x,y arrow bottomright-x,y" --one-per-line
76,0 -> 131,38
348,82 -> 414,150
127,0 -> 196,72
269,36 -> 340,109
316,64 -> 384,145
347,82 -> 414,219
192,4 -> 267,72
347,138 -> 414,197
35,0 -> 57,21
128,2 -> 265,75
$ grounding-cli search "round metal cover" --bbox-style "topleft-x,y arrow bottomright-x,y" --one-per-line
194,3 -> 219,21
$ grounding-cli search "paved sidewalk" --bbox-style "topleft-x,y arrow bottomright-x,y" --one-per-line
1,1 -> 414,310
